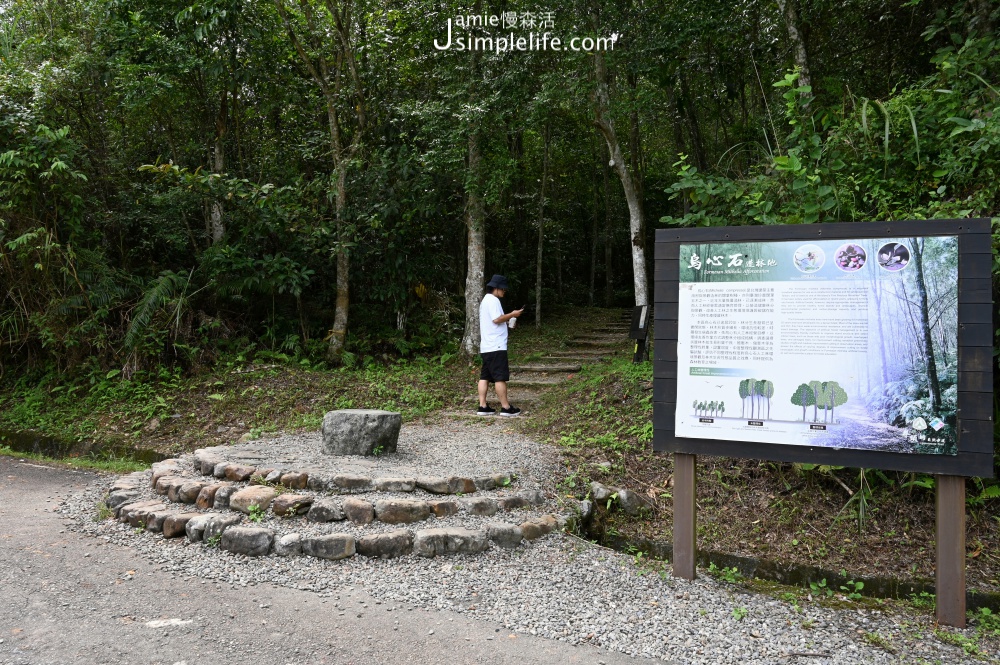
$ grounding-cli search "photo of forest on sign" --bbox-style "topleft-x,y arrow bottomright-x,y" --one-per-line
818,235 -> 960,455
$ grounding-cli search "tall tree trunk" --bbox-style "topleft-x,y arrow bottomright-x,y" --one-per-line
323,81 -> 351,362
461,125 -> 485,355
535,124 -> 549,329
666,83 -> 686,161
555,233 -> 562,301
679,73 -> 707,170
627,71 -> 646,295
460,17 -> 485,356
627,71 -> 644,205
593,50 -> 649,307
328,165 -> 350,360
776,0 -> 812,90
209,90 -> 228,245
275,0 -> 366,364
603,158 -> 613,307
911,238 -> 942,414
870,270 -> 889,384
589,136 -> 599,307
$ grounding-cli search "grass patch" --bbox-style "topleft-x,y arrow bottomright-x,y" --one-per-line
0,444 -> 147,474
0,353 -> 461,458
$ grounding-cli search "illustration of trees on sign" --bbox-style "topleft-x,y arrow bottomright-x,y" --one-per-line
719,401 -> 725,418
739,379 -> 751,417
800,380 -> 849,422
692,399 -> 698,416
791,383 -> 815,421
738,379 -> 773,419
758,380 -> 775,419
809,380 -> 823,422
822,381 -> 848,423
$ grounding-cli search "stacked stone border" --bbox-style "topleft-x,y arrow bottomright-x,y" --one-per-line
104,455 -> 582,561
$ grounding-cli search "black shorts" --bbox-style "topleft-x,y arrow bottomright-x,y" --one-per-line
479,350 -> 510,382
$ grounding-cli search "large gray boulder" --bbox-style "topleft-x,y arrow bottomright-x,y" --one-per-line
321,409 -> 401,456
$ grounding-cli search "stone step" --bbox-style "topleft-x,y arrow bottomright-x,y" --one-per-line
113,499 -> 566,559
508,377 -> 566,387
126,482 -> 548,521
107,470 -> 574,560
574,332 -> 628,339
508,364 -> 581,373
568,339 -> 626,348
442,410 -> 532,420
544,350 -> 615,359
477,386 -> 545,401
538,356 -> 600,364
150,455 -> 520,499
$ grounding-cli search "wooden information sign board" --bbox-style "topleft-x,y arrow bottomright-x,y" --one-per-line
653,219 -> 993,627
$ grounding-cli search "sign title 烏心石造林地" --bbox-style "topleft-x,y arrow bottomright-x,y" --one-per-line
433,10 -> 619,53
688,253 -> 778,271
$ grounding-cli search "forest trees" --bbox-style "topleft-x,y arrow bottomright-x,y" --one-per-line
909,238 -> 943,415
791,383 -> 815,421
738,378 -> 774,419
1,0 -> 994,377
693,400 -> 725,417
792,381 -> 849,423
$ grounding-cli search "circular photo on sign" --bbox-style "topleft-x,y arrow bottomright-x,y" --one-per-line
793,244 -> 825,273
834,243 -> 867,272
877,242 -> 910,272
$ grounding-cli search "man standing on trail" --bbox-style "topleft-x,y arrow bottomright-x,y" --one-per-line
477,274 -> 524,416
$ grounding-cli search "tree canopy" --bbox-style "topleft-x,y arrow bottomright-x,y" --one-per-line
1,0 -> 997,377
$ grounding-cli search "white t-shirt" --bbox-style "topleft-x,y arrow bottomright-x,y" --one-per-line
479,293 -> 508,353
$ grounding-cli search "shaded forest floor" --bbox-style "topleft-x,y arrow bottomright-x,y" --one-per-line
1,306 -> 998,610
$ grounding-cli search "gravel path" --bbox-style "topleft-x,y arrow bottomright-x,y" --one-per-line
56,420 -> 990,665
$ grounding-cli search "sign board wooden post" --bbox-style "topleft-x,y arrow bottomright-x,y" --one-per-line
673,452 -> 697,580
937,475 -> 967,627
653,219 -> 992,628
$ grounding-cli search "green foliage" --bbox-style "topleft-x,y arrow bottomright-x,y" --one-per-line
708,562 -> 743,583
247,504 -> 265,523
973,607 -> 1000,637
0,442 -> 147,474
95,502 -> 114,521
662,27 -> 1000,227
909,591 -> 936,610
809,578 -> 834,598
839,578 -> 865,601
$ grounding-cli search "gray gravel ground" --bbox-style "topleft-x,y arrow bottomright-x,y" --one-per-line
0,456 -> 638,665
52,421 -> 996,664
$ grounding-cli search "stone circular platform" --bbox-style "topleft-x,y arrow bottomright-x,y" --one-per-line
103,421 -> 585,562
